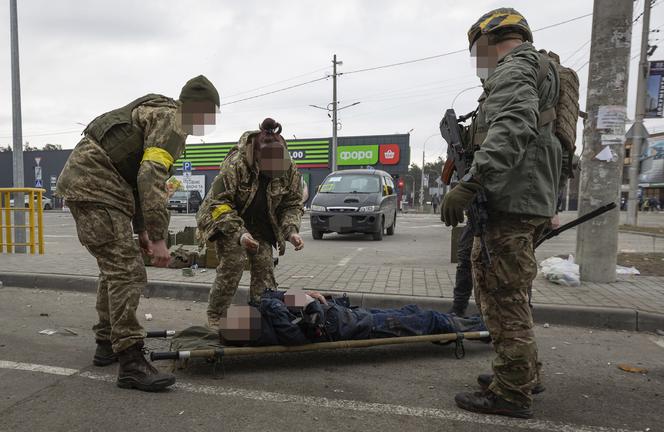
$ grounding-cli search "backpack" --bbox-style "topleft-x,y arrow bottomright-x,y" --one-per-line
537,50 -> 580,178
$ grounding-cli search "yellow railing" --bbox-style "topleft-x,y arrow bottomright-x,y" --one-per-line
0,188 -> 45,254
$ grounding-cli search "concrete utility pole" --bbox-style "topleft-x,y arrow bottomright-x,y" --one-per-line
10,0 -> 26,253
626,0 -> 652,226
331,54 -> 342,172
576,0 -> 634,282
420,147 -> 425,212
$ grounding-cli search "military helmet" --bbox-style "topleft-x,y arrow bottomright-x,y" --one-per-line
467,8 -> 532,51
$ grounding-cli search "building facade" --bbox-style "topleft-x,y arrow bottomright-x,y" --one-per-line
0,134 -> 411,207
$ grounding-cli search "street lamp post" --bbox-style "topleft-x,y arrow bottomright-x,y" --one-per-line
420,134 -> 440,212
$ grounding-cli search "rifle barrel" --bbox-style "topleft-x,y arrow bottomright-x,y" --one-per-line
535,202 -> 617,248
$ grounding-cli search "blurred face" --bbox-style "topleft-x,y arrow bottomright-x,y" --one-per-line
257,141 -> 289,178
178,100 -> 219,136
219,305 -> 262,342
283,289 -> 314,308
471,35 -> 499,80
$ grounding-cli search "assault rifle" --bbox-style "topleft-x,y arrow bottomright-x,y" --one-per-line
439,108 -> 492,267
534,202 -> 617,249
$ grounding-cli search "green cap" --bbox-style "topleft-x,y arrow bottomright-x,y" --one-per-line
179,75 -> 220,107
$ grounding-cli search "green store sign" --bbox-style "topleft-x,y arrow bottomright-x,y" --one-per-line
337,145 -> 378,166
175,139 -> 330,170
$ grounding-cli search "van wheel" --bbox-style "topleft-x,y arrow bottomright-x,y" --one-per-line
372,219 -> 384,241
44,203 -> 52,210
386,213 -> 396,235
312,230 -> 323,240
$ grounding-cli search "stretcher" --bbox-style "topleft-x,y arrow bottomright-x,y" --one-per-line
146,328 -> 491,373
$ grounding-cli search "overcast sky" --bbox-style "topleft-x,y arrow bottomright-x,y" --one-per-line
1,0 -> 664,165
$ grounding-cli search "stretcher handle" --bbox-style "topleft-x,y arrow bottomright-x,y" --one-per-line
150,351 -> 179,361
146,330 -> 176,338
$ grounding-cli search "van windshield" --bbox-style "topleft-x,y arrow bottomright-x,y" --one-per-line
319,174 -> 380,193
172,191 -> 189,200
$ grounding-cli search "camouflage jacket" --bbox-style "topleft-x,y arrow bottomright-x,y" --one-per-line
56,97 -> 187,240
468,42 -> 563,218
196,131 -> 303,251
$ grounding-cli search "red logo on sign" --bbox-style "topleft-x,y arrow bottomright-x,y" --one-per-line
379,144 -> 400,165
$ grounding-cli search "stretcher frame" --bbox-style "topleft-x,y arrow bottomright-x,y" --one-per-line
146,330 -> 491,363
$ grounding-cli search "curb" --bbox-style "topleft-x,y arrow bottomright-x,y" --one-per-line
2,271 -> 663,333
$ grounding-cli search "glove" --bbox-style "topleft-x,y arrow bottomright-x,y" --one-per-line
441,181 -> 483,227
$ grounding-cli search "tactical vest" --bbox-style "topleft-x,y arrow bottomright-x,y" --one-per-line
83,94 -> 165,186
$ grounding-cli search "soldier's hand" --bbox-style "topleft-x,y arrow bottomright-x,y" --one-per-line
240,233 -> 259,254
151,239 -> 171,267
551,213 -> 561,229
441,181 -> 483,227
288,233 -> 304,251
138,231 -> 152,255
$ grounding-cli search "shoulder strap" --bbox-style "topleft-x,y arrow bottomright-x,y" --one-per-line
536,52 -> 557,127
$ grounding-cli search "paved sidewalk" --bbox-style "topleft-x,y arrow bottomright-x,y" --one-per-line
1,252 -> 663,315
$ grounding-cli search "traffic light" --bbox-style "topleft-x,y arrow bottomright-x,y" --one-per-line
398,179 -> 404,188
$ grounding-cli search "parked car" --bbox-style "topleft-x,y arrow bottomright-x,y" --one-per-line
167,190 -> 203,213
9,194 -> 53,210
309,169 -> 397,241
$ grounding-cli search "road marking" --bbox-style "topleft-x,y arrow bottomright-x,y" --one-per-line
43,234 -> 76,238
337,247 -> 364,266
649,336 -> 664,350
0,361 -> 641,432
0,360 -> 78,376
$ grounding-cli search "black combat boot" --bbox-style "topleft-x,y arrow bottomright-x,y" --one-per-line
455,390 -> 533,419
93,340 -> 118,366
477,373 -> 545,395
117,342 -> 175,391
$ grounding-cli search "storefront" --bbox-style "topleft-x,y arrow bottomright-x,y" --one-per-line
0,134 -> 411,207
174,133 -> 411,205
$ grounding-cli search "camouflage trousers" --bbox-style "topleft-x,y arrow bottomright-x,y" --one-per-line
207,230 -> 277,320
68,202 -> 146,353
471,214 -> 549,407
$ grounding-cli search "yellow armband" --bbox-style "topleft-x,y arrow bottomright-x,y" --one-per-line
212,204 -> 233,220
142,147 -> 175,169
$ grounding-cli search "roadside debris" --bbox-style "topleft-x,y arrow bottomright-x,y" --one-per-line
543,323 -> 551,328
540,255 -> 641,286
63,328 -> 78,336
617,364 -> 648,374
182,268 -> 194,277
39,313 -> 49,317
145,313 -> 153,321
540,255 -> 580,286
38,329 -> 57,336
655,329 -> 664,336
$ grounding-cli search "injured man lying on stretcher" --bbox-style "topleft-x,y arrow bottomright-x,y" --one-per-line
217,289 -> 487,346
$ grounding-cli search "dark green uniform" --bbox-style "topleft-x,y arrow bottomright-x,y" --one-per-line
469,42 -> 562,408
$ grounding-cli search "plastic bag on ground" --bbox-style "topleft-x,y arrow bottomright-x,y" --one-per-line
539,255 -> 580,287
616,265 -> 640,275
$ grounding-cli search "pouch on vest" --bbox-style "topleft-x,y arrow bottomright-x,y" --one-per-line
536,51 -> 580,178
83,94 -> 165,186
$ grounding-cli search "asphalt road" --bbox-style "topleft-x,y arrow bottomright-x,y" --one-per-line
1,287 -> 662,432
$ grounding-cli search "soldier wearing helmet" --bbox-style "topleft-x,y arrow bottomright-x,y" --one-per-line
442,8 -> 563,418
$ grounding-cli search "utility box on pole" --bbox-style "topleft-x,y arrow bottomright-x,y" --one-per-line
576,0 -> 634,282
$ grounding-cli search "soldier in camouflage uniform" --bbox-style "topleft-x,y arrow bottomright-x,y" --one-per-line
441,9 -> 563,418
56,75 -> 220,392
197,118 -> 304,328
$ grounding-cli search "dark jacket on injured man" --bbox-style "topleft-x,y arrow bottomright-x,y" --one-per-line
222,290 -> 487,347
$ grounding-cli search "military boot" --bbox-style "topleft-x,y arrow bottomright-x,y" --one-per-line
477,373 -> 545,395
117,342 -> 175,391
93,340 -> 118,366
455,390 -> 533,419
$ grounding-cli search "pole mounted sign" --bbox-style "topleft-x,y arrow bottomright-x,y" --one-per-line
646,61 -> 664,118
